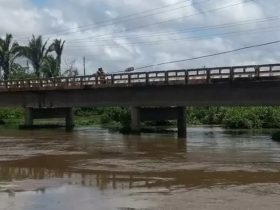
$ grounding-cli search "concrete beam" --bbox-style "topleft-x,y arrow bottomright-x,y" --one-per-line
16,81 -> 280,108
3,81 -> 280,108
65,108 -> 74,131
24,108 -> 33,127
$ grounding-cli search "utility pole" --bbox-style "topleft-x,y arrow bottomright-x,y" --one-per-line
83,56 -> 86,76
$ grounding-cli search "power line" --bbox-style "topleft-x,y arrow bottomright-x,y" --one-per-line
133,40 -> 280,71
17,0 -> 252,42
59,0 -> 255,42
68,16 -> 278,43
68,19 -> 278,47
66,24 -> 280,49
52,0 -> 198,37
16,0 -> 197,40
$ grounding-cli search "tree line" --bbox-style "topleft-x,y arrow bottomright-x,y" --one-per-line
0,33 -> 66,80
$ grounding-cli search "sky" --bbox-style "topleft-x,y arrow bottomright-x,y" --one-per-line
0,0 -> 279,74
32,0 -> 45,6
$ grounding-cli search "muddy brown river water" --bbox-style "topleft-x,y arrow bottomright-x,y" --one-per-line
0,127 -> 280,210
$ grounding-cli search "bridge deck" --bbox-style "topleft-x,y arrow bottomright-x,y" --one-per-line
1,63 -> 280,92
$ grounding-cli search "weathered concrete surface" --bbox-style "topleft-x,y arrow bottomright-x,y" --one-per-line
130,107 -> 141,134
1,81 -> 280,108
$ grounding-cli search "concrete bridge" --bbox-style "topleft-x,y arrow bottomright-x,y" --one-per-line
1,63 -> 280,137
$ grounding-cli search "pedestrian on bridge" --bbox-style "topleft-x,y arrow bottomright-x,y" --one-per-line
96,68 -> 106,84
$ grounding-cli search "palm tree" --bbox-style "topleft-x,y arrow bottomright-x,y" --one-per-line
41,55 -> 59,78
49,39 -> 65,76
20,35 -> 51,77
0,34 -> 20,80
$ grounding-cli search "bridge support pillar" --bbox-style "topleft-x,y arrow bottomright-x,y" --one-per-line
65,108 -> 74,131
177,107 -> 187,138
130,107 -> 141,134
24,108 -> 34,127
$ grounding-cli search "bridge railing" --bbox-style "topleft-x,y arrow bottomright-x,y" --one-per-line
1,63 -> 280,91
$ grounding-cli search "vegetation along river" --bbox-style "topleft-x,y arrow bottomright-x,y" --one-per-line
0,126 -> 280,210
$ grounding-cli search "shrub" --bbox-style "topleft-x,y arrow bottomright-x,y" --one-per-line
222,108 -> 262,129
0,108 -> 23,120
100,107 -> 131,128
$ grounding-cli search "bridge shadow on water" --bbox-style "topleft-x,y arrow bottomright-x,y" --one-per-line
1,161 -> 280,196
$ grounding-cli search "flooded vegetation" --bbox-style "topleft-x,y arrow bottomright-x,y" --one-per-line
0,127 -> 280,209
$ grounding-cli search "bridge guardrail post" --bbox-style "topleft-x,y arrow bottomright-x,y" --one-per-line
207,69 -> 211,84
255,66 -> 260,79
230,67 -> 234,82
165,72 -> 169,85
111,75 -> 114,86
80,77 -> 83,87
145,73 -> 149,85
128,74 -> 131,86
185,71 -> 189,84
95,75 -> 98,86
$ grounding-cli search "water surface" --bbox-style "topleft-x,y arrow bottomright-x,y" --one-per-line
0,127 -> 280,210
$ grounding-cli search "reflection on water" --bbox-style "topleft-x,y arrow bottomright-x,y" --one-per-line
0,127 -> 280,210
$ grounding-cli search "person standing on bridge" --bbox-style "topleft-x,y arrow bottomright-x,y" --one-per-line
96,67 -> 106,84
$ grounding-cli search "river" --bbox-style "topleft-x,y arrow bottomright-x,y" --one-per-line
0,126 -> 280,210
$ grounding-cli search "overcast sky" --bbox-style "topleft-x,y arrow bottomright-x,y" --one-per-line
0,0 -> 279,74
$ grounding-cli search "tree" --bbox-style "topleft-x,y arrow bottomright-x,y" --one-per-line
63,59 -> 79,77
41,55 -> 58,78
0,34 -> 20,80
20,35 -> 51,77
49,39 -> 65,76
9,63 -> 36,80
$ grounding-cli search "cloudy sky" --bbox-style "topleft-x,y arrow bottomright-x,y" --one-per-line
0,0 -> 279,74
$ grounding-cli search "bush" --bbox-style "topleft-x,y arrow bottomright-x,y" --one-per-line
0,108 -> 23,120
222,108 -> 262,129
258,107 -> 280,128
187,107 -> 226,125
100,107 -> 131,129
